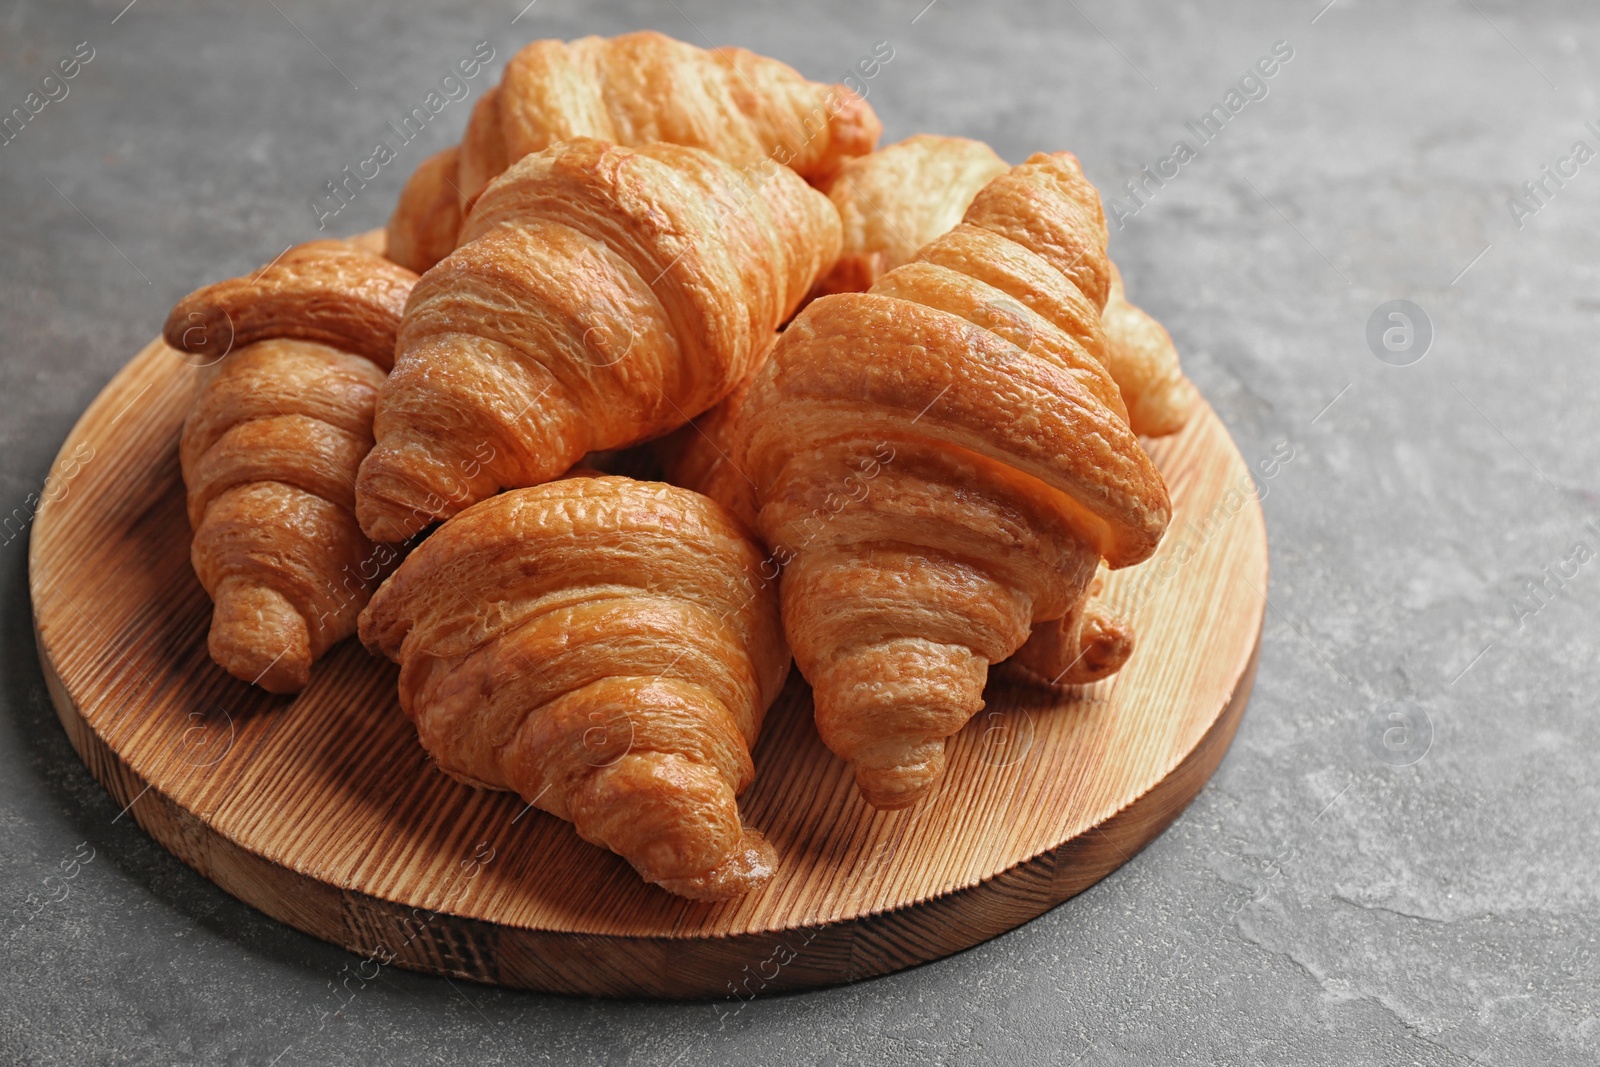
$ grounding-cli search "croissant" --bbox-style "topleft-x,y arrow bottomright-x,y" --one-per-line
1006,568 -> 1134,686
816,133 -> 1008,297
814,134 -> 1196,436
385,145 -> 463,278
386,30 -> 880,273
355,136 -> 842,543
708,152 -> 1172,809
358,475 -> 789,900
1101,260 -> 1197,436
165,240 -> 419,693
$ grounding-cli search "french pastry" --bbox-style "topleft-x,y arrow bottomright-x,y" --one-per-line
816,134 -> 1008,298
358,475 -> 789,900
1007,568 -> 1133,686
165,240 -> 418,693
1100,259 -> 1197,436
355,136 -> 842,543
815,134 -> 1196,436
385,145 -> 464,280
702,152 -> 1172,809
386,30 -> 880,273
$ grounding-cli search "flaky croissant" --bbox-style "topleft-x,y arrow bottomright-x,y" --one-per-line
1101,260 -> 1197,436
814,134 -> 1196,436
816,134 -> 1009,298
358,475 -> 789,900
385,145 -> 463,280
165,240 -> 418,693
705,152 -> 1171,809
387,30 -> 880,273
355,136 -> 841,543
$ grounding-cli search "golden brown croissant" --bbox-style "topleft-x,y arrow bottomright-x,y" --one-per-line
707,152 -> 1172,809
358,475 -> 789,900
1101,259 -> 1197,436
386,30 -> 880,273
1007,568 -> 1133,686
813,134 -> 1196,437
165,240 -> 418,693
356,136 -> 841,543
816,134 -> 1008,298
385,145 -> 463,277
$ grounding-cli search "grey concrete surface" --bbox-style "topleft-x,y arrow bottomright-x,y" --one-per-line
2,0 -> 1597,1064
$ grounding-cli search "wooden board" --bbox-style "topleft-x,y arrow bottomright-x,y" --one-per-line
29,335 -> 1267,1000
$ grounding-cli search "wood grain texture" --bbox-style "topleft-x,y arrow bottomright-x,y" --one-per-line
29,333 -> 1267,999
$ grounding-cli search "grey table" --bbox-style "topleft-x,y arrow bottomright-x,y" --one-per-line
3,1 -> 1596,1064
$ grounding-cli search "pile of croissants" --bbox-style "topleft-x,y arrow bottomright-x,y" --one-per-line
163,30 -> 1196,901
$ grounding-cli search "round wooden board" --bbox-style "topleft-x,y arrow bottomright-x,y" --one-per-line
29,334 -> 1267,1000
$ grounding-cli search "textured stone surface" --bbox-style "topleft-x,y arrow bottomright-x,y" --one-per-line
2,1 -> 1597,1064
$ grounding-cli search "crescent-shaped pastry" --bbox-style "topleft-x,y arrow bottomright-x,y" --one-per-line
386,30 -> 879,272
165,240 -> 418,692
705,152 -> 1172,808
355,137 -> 841,543
816,133 -> 1009,298
814,134 -> 1196,436
359,475 -> 789,900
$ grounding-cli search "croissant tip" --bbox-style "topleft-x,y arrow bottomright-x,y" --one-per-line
855,759 -> 944,812
355,463 -> 445,543
1011,605 -> 1136,689
241,654 -> 312,695
356,509 -> 421,546
653,827 -> 778,901
1129,380 -> 1199,438
207,584 -> 313,694
1079,620 -> 1136,681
